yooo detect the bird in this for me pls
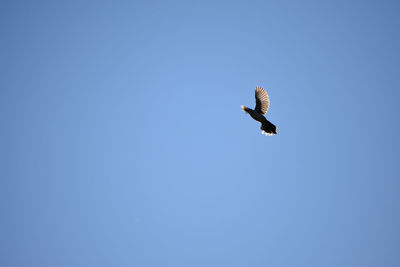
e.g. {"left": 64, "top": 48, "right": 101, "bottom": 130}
{"left": 241, "top": 86, "right": 277, "bottom": 136}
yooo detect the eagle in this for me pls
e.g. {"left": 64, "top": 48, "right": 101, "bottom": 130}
{"left": 241, "top": 86, "right": 277, "bottom": 135}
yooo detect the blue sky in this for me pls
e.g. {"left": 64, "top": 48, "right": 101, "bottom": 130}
{"left": 1, "top": 1, "right": 400, "bottom": 266}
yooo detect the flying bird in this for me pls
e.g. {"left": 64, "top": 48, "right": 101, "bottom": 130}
{"left": 241, "top": 86, "right": 277, "bottom": 135}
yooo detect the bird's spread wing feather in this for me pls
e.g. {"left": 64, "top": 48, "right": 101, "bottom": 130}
{"left": 254, "top": 86, "right": 270, "bottom": 114}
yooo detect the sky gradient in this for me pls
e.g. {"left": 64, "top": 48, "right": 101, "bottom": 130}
{"left": 1, "top": 1, "right": 400, "bottom": 266}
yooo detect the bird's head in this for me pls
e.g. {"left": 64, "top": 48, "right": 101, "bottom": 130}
{"left": 241, "top": 105, "right": 249, "bottom": 113}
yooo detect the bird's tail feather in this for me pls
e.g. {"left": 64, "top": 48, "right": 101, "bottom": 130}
{"left": 261, "top": 120, "right": 277, "bottom": 136}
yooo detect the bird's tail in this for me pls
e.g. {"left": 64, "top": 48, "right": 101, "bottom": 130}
{"left": 261, "top": 120, "right": 277, "bottom": 136}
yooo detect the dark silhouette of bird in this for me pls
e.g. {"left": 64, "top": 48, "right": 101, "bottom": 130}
{"left": 241, "top": 86, "right": 277, "bottom": 135}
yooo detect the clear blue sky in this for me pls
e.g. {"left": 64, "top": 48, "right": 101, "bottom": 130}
{"left": 1, "top": 1, "right": 399, "bottom": 266}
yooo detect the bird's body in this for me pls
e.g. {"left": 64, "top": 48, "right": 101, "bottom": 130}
{"left": 241, "top": 86, "right": 277, "bottom": 135}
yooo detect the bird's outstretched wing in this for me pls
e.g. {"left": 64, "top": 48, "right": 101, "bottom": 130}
{"left": 254, "top": 86, "right": 270, "bottom": 114}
